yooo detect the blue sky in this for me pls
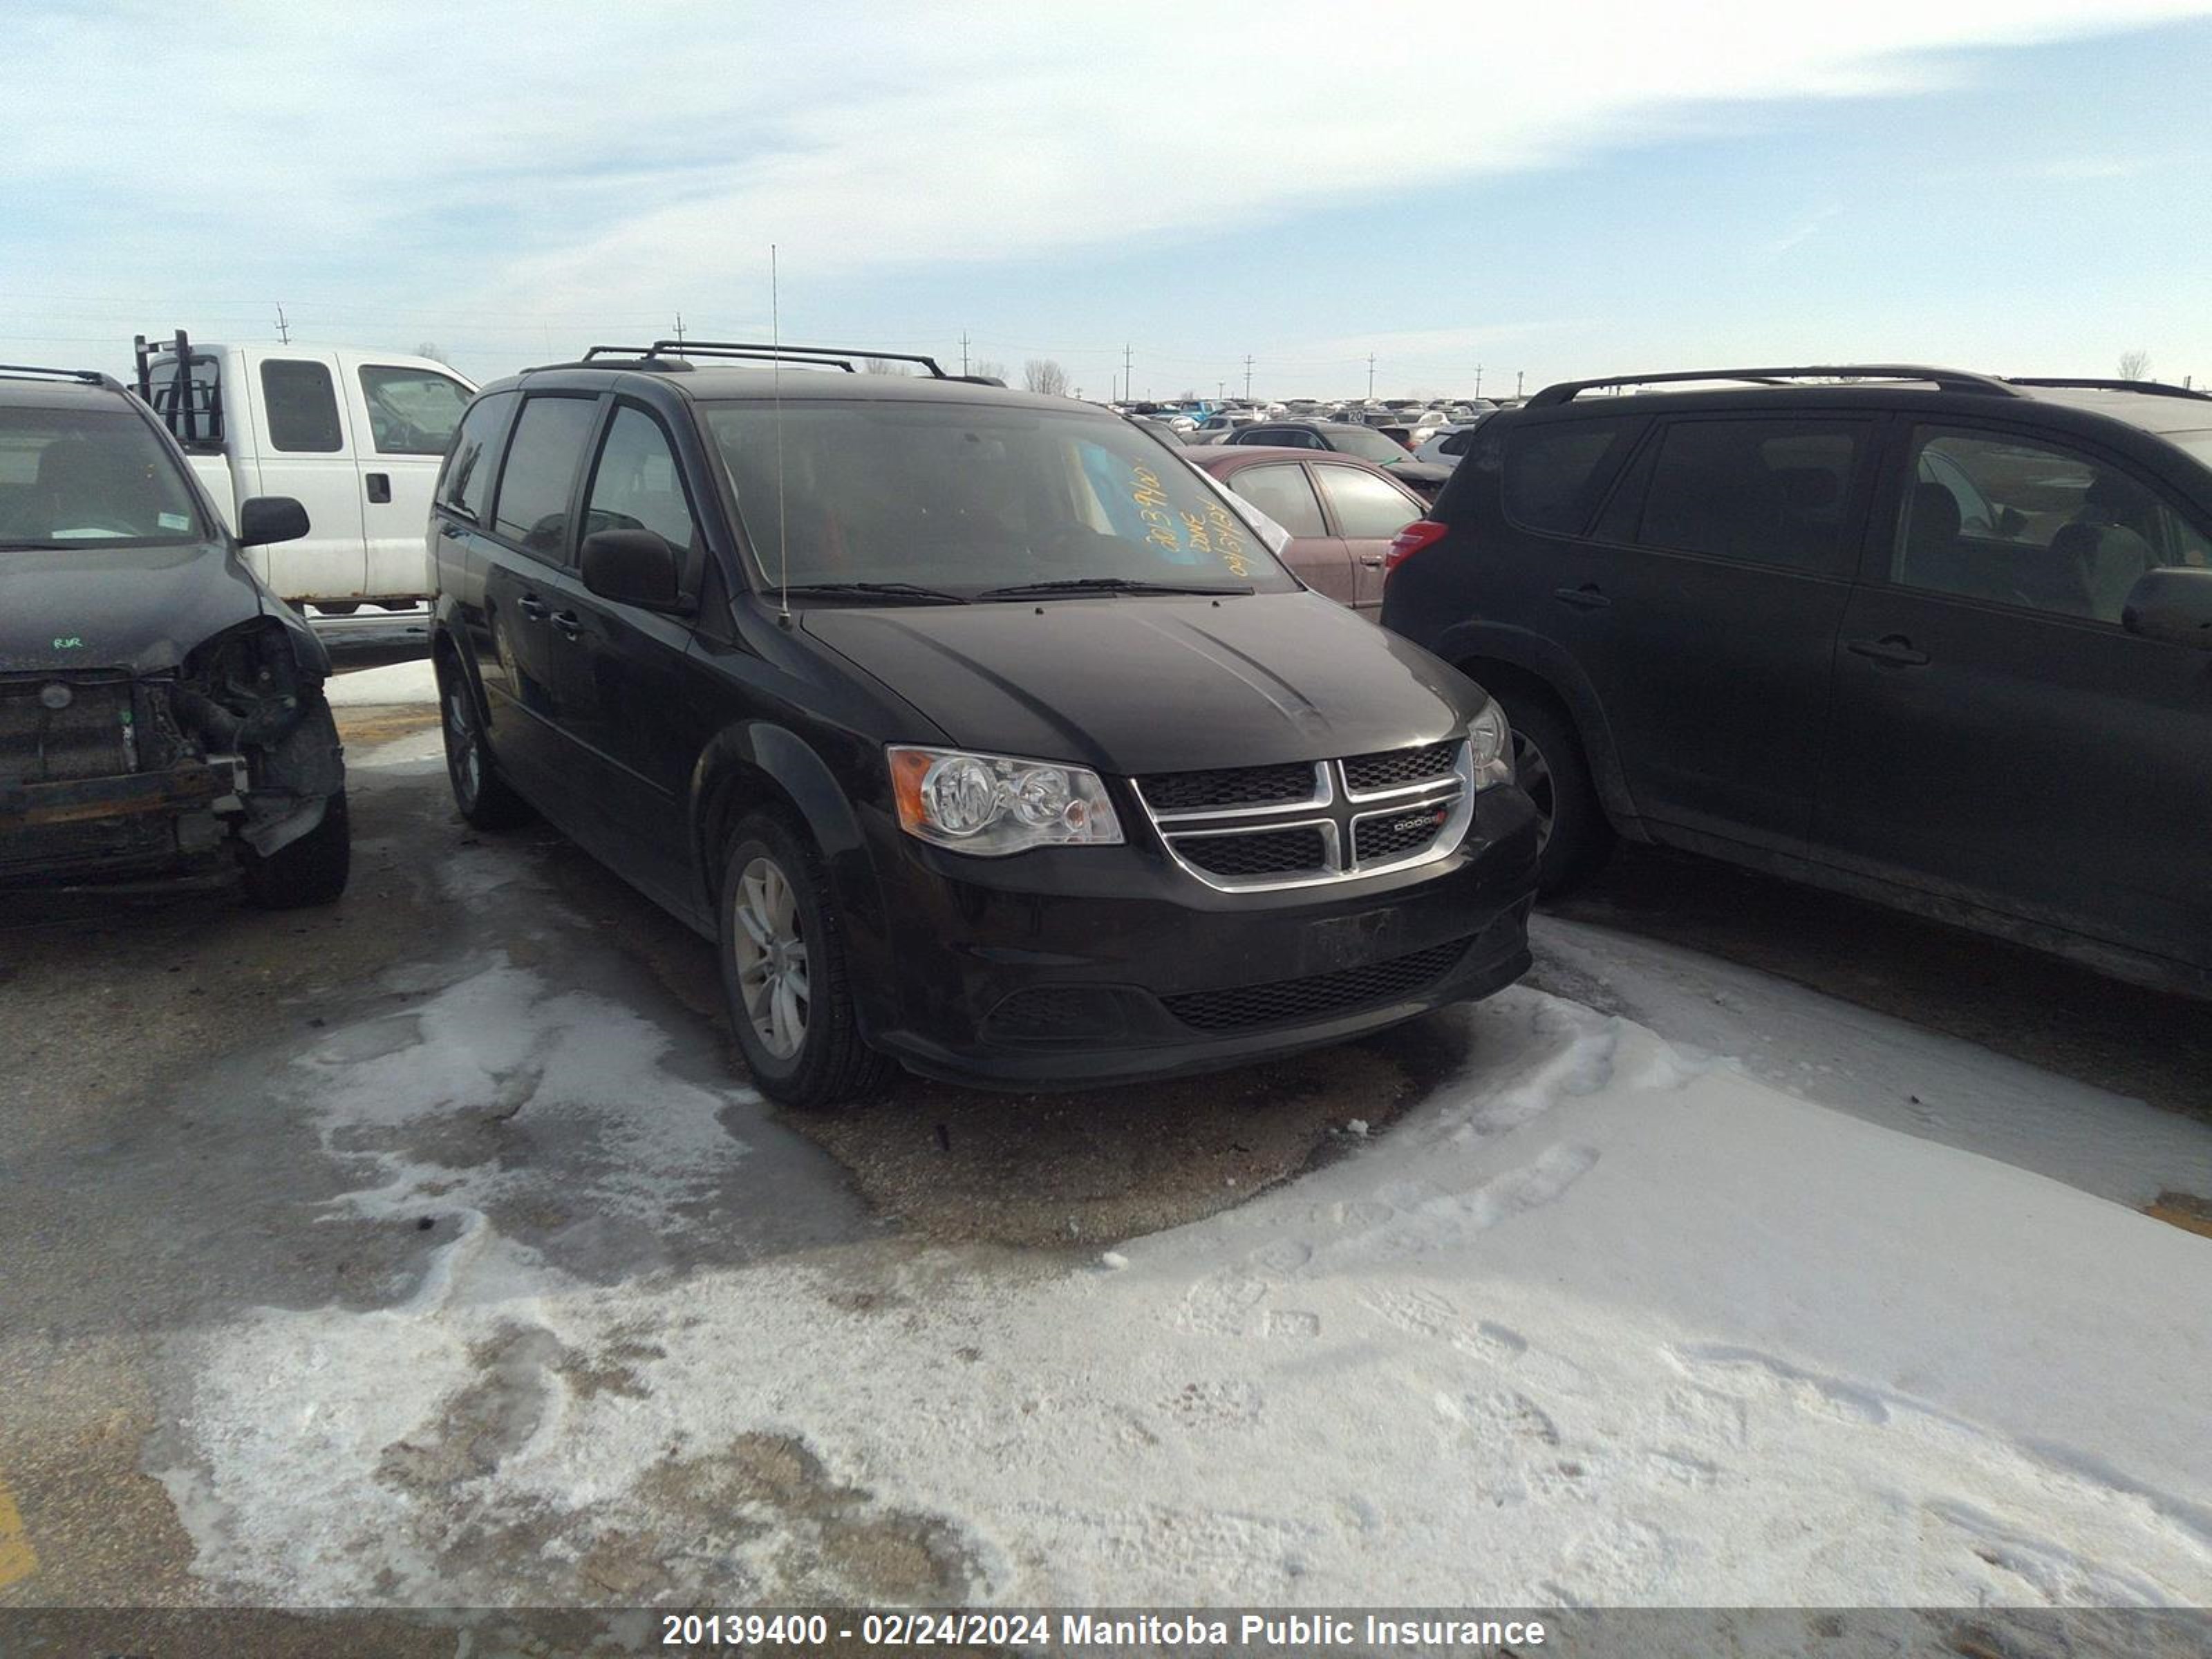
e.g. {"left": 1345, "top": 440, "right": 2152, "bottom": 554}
{"left": 3, "top": 2, "right": 2208, "bottom": 400}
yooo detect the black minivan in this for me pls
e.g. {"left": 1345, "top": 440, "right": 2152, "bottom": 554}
{"left": 1381, "top": 364, "right": 2212, "bottom": 995}
{"left": 427, "top": 344, "right": 1537, "bottom": 1104}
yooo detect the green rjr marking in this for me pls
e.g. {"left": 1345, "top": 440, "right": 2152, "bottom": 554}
{"left": 52, "top": 636, "right": 84, "bottom": 650}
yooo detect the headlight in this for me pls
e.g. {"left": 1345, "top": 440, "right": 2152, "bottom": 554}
{"left": 888, "top": 746, "right": 1125, "bottom": 855}
{"left": 1468, "top": 702, "right": 1513, "bottom": 789}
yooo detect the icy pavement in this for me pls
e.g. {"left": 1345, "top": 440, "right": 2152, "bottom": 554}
{"left": 151, "top": 953, "right": 2212, "bottom": 1606}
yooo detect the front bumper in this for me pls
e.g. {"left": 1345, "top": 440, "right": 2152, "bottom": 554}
{"left": 856, "top": 782, "right": 1540, "bottom": 1089}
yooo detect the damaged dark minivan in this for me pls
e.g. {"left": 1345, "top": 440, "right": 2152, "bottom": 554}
{"left": 0, "top": 364, "right": 349, "bottom": 906}
{"left": 430, "top": 343, "right": 1538, "bottom": 1105}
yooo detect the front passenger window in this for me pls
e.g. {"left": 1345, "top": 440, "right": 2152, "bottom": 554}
{"left": 583, "top": 406, "right": 700, "bottom": 553}
{"left": 1896, "top": 428, "right": 2200, "bottom": 622}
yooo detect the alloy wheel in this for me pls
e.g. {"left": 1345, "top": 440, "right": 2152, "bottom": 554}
{"left": 731, "top": 855, "right": 810, "bottom": 1059}
{"left": 443, "top": 684, "right": 482, "bottom": 809}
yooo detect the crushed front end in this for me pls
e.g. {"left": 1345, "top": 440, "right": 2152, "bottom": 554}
{"left": 0, "top": 619, "right": 341, "bottom": 885}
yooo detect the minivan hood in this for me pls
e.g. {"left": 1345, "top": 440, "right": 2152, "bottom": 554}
{"left": 802, "top": 592, "right": 1479, "bottom": 774}
{"left": 0, "top": 541, "right": 268, "bottom": 675}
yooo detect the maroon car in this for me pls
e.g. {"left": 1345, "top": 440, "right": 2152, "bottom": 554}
{"left": 1185, "top": 444, "right": 1426, "bottom": 617}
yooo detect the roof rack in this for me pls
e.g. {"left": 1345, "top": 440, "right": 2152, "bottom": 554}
{"left": 1526, "top": 365, "right": 2027, "bottom": 407}
{"left": 582, "top": 340, "right": 961, "bottom": 378}
{"left": 2005, "top": 376, "right": 2212, "bottom": 404}
{"left": 0, "top": 364, "right": 115, "bottom": 388}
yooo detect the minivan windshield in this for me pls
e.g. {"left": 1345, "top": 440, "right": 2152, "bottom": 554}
{"left": 704, "top": 400, "right": 1297, "bottom": 599}
{"left": 0, "top": 406, "right": 204, "bottom": 550}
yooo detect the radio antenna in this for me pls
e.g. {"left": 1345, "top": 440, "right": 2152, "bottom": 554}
{"left": 771, "top": 244, "right": 791, "bottom": 626}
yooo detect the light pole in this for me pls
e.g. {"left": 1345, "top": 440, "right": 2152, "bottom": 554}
{"left": 1367, "top": 354, "right": 1376, "bottom": 399}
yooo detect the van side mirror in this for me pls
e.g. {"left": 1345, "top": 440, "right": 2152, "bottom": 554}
{"left": 236, "top": 496, "right": 310, "bottom": 546}
{"left": 581, "top": 527, "right": 692, "bottom": 614}
{"left": 2122, "top": 567, "right": 2212, "bottom": 650}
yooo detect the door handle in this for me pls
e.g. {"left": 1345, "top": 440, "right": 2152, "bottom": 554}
{"left": 1359, "top": 554, "right": 1385, "bottom": 568}
{"left": 515, "top": 594, "right": 550, "bottom": 621}
{"left": 1553, "top": 583, "right": 1611, "bottom": 610}
{"left": 1846, "top": 635, "right": 1930, "bottom": 667}
{"left": 549, "top": 610, "right": 583, "bottom": 639}
{"left": 365, "top": 472, "right": 392, "bottom": 504}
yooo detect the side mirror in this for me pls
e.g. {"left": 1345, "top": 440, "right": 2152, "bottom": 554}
{"left": 236, "top": 495, "right": 310, "bottom": 546}
{"left": 580, "top": 527, "right": 691, "bottom": 614}
{"left": 2122, "top": 566, "right": 2212, "bottom": 650}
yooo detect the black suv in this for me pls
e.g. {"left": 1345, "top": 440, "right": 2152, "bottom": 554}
{"left": 1223, "top": 421, "right": 1451, "bottom": 498}
{"left": 1382, "top": 364, "right": 2212, "bottom": 993}
{"left": 427, "top": 341, "right": 1538, "bottom": 1105}
{"left": 0, "top": 364, "right": 348, "bottom": 905}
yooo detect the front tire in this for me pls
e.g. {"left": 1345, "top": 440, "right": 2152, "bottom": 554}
{"left": 1494, "top": 693, "right": 1613, "bottom": 896}
{"left": 241, "top": 789, "right": 352, "bottom": 908}
{"left": 438, "top": 655, "right": 534, "bottom": 830}
{"left": 718, "top": 813, "right": 895, "bottom": 1108}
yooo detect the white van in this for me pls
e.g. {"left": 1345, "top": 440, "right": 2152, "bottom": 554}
{"left": 133, "top": 331, "right": 477, "bottom": 610}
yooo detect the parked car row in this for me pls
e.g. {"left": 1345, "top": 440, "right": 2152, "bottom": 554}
{"left": 8, "top": 344, "right": 2206, "bottom": 1113}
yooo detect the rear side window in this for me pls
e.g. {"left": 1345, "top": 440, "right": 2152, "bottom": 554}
{"left": 438, "top": 390, "right": 514, "bottom": 522}
{"left": 491, "top": 395, "right": 599, "bottom": 559}
{"left": 1632, "top": 418, "right": 1865, "bottom": 572}
{"left": 1500, "top": 417, "right": 1635, "bottom": 535}
{"left": 259, "top": 359, "right": 344, "bottom": 453}
{"left": 358, "top": 365, "right": 474, "bottom": 455}
{"left": 1228, "top": 462, "right": 1327, "bottom": 536}
{"left": 1315, "top": 463, "right": 1421, "bottom": 538}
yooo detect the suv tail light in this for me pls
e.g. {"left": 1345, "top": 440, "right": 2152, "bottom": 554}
{"left": 1385, "top": 518, "right": 1450, "bottom": 574}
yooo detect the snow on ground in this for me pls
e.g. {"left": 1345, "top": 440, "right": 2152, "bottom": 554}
{"left": 324, "top": 655, "right": 439, "bottom": 706}
{"left": 1531, "top": 917, "right": 2212, "bottom": 1210}
{"left": 155, "top": 966, "right": 2212, "bottom": 1608}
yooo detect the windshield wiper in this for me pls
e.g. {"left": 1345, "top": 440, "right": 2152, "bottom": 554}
{"left": 978, "top": 577, "right": 1255, "bottom": 600}
{"left": 775, "top": 581, "right": 969, "bottom": 605}
{"left": 0, "top": 541, "right": 76, "bottom": 552}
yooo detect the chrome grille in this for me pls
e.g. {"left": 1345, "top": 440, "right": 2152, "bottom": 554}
{"left": 1344, "top": 740, "right": 1460, "bottom": 796}
{"left": 1135, "top": 760, "right": 1324, "bottom": 814}
{"left": 1136, "top": 738, "right": 1472, "bottom": 892}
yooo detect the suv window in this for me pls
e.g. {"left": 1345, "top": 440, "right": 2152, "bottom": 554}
{"left": 259, "top": 359, "right": 344, "bottom": 453}
{"left": 1437, "top": 429, "right": 1479, "bottom": 456}
{"left": 438, "top": 390, "right": 514, "bottom": 522}
{"left": 583, "top": 406, "right": 700, "bottom": 553}
{"left": 1501, "top": 416, "right": 1637, "bottom": 536}
{"left": 1630, "top": 418, "right": 1864, "bottom": 572}
{"left": 1314, "top": 462, "right": 1419, "bottom": 538}
{"left": 1228, "top": 462, "right": 1327, "bottom": 537}
{"left": 1896, "top": 425, "right": 2211, "bottom": 622}
{"left": 358, "top": 365, "right": 474, "bottom": 456}
{"left": 491, "top": 395, "right": 599, "bottom": 559}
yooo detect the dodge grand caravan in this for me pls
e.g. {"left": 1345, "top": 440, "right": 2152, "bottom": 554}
{"left": 429, "top": 342, "right": 1538, "bottom": 1104}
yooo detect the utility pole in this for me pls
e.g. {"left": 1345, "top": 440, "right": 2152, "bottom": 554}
{"left": 274, "top": 302, "right": 290, "bottom": 345}
{"left": 1243, "top": 354, "right": 1255, "bottom": 399}
{"left": 1217, "top": 380, "right": 1226, "bottom": 400}
{"left": 1516, "top": 370, "right": 1524, "bottom": 397}
{"left": 672, "top": 312, "right": 686, "bottom": 346}
{"left": 959, "top": 331, "right": 970, "bottom": 375}
{"left": 1367, "top": 354, "right": 1376, "bottom": 399}
{"left": 1123, "top": 344, "right": 1134, "bottom": 406}
{"left": 1474, "top": 364, "right": 1483, "bottom": 397}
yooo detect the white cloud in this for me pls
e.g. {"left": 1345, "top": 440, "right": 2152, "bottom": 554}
{"left": 3, "top": 0, "right": 2207, "bottom": 363}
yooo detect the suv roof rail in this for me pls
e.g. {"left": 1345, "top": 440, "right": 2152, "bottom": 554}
{"left": 0, "top": 364, "right": 118, "bottom": 388}
{"left": 2005, "top": 376, "right": 2212, "bottom": 404}
{"left": 1526, "top": 365, "right": 2029, "bottom": 406}
{"left": 578, "top": 340, "right": 955, "bottom": 378}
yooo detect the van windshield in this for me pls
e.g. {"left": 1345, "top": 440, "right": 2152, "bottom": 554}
{"left": 703, "top": 400, "right": 1295, "bottom": 599}
{"left": 0, "top": 406, "right": 204, "bottom": 551}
